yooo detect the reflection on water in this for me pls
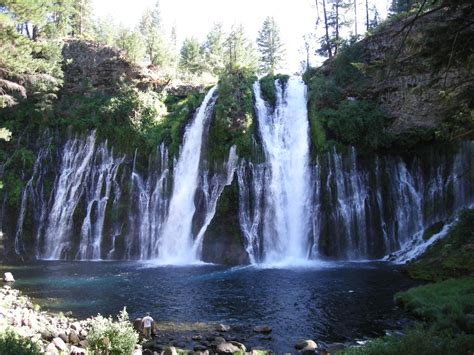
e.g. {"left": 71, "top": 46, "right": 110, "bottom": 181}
{"left": 1, "top": 261, "right": 419, "bottom": 351}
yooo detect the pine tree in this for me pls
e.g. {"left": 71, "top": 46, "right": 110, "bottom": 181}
{"left": 256, "top": 16, "right": 285, "bottom": 75}
{"left": 203, "top": 23, "right": 226, "bottom": 75}
{"left": 178, "top": 37, "right": 205, "bottom": 74}
{"left": 115, "top": 27, "right": 145, "bottom": 63}
{"left": 139, "top": 1, "right": 171, "bottom": 66}
{"left": 224, "top": 24, "right": 257, "bottom": 72}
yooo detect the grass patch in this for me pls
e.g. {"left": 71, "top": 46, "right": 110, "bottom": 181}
{"left": 394, "top": 277, "right": 474, "bottom": 330}
{"left": 341, "top": 325, "right": 474, "bottom": 355}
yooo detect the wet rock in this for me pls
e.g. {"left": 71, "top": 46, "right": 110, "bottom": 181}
{"left": 295, "top": 340, "right": 317, "bottom": 350}
{"left": 229, "top": 340, "right": 246, "bottom": 351}
{"left": 192, "top": 335, "right": 202, "bottom": 341}
{"left": 300, "top": 350, "right": 317, "bottom": 355}
{"left": 216, "top": 323, "right": 231, "bottom": 332}
{"left": 3, "top": 272, "right": 15, "bottom": 282}
{"left": 253, "top": 325, "right": 272, "bottom": 334}
{"left": 143, "top": 349, "right": 153, "bottom": 355}
{"left": 213, "top": 336, "right": 226, "bottom": 345}
{"left": 70, "top": 345, "right": 87, "bottom": 354}
{"left": 52, "top": 337, "right": 69, "bottom": 352}
{"left": 216, "top": 341, "right": 241, "bottom": 354}
{"left": 195, "top": 351, "right": 210, "bottom": 355}
{"left": 163, "top": 346, "right": 178, "bottom": 355}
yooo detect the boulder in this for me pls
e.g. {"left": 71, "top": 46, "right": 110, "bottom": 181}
{"left": 58, "top": 332, "right": 68, "bottom": 343}
{"left": 70, "top": 322, "right": 82, "bottom": 332}
{"left": 79, "top": 339, "right": 89, "bottom": 348}
{"left": 163, "top": 347, "right": 178, "bottom": 355}
{"left": 216, "top": 341, "right": 241, "bottom": 354}
{"left": 69, "top": 329, "right": 80, "bottom": 345}
{"left": 229, "top": 341, "right": 246, "bottom": 351}
{"left": 3, "top": 272, "right": 14, "bottom": 282}
{"left": 45, "top": 342, "right": 59, "bottom": 355}
{"left": 70, "top": 345, "right": 87, "bottom": 354}
{"left": 295, "top": 340, "right": 317, "bottom": 350}
{"left": 133, "top": 317, "right": 143, "bottom": 332}
{"left": 216, "top": 323, "right": 231, "bottom": 332}
{"left": 52, "top": 337, "right": 69, "bottom": 352}
{"left": 253, "top": 325, "right": 272, "bottom": 334}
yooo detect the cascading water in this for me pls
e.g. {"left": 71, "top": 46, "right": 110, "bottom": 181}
{"left": 253, "top": 77, "right": 313, "bottom": 263}
{"left": 6, "top": 78, "right": 474, "bottom": 264}
{"left": 157, "top": 86, "right": 218, "bottom": 263}
{"left": 42, "top": 133, "right": 97, "bottom": 259}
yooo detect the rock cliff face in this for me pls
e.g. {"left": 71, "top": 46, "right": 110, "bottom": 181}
{"left": 61, "top": 39, "right": 205, "bottom": 97}
{"left": 320, "top": 5, "right": 473, "bottom": 136}
{"left": 361, "top": 7, "right": 472, "bottom": 134}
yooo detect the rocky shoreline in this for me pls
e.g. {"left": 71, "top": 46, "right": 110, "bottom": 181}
{"left": 0, "top": 274, "right": 353, "bottom": 354}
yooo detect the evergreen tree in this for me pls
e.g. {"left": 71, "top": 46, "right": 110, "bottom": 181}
{"left": 256, "top": 16, "right": 285, "bottom": 74}
{"left": 203, "top": 23, "right": 226, "bottom": 75}
{"left": 93, "top": 16, "right": 116, "bottom": 46}
{"left": 317, "top": 0, "right": 351, "bottom": 58}
{"left": 71, "top": 0, "right": 93, "bottom": 37}
{"left": 224, "top": 24, "right": 257, "bottom": 72}
{"left": 139, "top": 1, "right": 171, "bottom": 67}
{"left": 178, "top": 37, "right": 205, "bottom": 74}
{"left": 116, "top": 27, "right": 145, "bottom": 63}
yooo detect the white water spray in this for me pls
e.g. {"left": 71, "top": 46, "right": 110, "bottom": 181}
{"left": 157, "top": 86, "right": 217, "bottom": 264}
{"left": 254, "top": 77, "right": 313, "bottom": 263}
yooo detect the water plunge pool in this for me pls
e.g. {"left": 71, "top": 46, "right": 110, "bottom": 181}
{"left": 2, "top": 261, "right": 419, "bottom": 352}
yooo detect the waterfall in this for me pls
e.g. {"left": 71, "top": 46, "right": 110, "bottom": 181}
{"left": 253, "top": 77, "right": 313, "bottom": 263}
{"left": 76, "top": 143, "right": 124, "bottom": 260}
{"left": 157, "top": 86, "right": 217, "bottom": 263}
{"left": 126, "top": 145, "right": 170, "bottom": 260}
{"left": 42, "top": 133, "right": 97, "bottom": 259}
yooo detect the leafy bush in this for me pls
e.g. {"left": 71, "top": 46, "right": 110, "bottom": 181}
{"left": 259, "top": 73, "right": 289, "bottom": 106}
{"left": 319, "top": 99, "right": 392, "bottom": 151}
{"left": 87, "top": 308, "right": 138, "bottom": 355}
{"left": 208, "top": 68, "right": 258, "bottom": 162}
{"left": 146, "top": 90, "right": 205, "bottom": 158}
{"left": 0, "top": 328, "right": 40, "bottom": 355}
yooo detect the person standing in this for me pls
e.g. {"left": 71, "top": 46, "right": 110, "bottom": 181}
{"left": 141, "top": 312, "right": 154, "bottom": 339}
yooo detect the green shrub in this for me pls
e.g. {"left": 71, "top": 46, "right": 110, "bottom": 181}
{"left": 0, "top": 328, "right": 40, "bottom": 355}
{"left": 87, "top": 308, "right": 138, "bottom": 355}
{"left": 259, "top": 73, "right": 289, "bottom": 106}
{"left": 319, "top": 99, "right": 392, "bottom": 151}
{"left": 208, "top": 68, "right": 258, "bottom": 162}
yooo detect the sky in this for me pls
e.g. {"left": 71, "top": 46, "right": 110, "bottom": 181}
{"left": 92, "top": 0, "right": 390, "bottom": 72}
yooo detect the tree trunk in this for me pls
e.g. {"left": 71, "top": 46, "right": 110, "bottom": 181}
{"left": 366, "top": 0, "right": 369, "bottom": 32}
{"left": 335, "top": 2, "right": 340, "bottom": 55}
{"left": 354, "top": 0, "right": 358, "bottom": 36}
{"left": 322, "top": 0, "right": 332, "bottom": 58}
